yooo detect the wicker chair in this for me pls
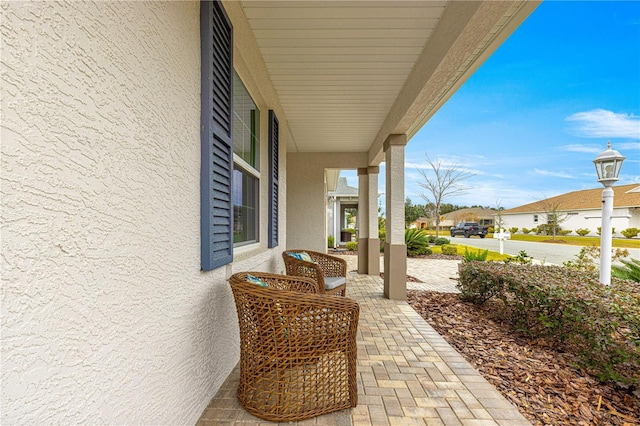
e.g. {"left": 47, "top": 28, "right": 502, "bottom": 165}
{"left": 282, "top": 250, "right": 348, "bottom": 296}
{"left": 229, "top": 272, "right": 359, "bottom": 422}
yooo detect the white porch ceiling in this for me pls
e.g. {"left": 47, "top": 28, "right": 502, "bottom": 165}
{"left": 240, "top": 1, "right": 539, "bottom": 163}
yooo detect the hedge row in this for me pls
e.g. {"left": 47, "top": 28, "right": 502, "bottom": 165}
{"left": 457, "top": 262, "right": 640, "bottom": 388}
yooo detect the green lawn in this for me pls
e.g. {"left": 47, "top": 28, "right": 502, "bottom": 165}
{"left": 421, "top": 229, "right": 640, "bottom": 249}
{"left": 430, "top": 244, "right": 510, "bottom": 261}
{"left": 494, "top": 233, "right": 640, "bottom": 249}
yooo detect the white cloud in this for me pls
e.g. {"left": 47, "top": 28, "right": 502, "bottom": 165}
{"left": 618, "top": 142, "right": 640, "bottom": 151}
{"left": 534, "top": 168, "right": 576, "bottom": 179}
{"left": 560, "top": 144, "right": 602, "bottom": 154}
{"left": 566, "top": 109, "right": 640, "bottom": 139}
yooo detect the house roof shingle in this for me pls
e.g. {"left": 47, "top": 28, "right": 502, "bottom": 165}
{"left": 330, "top": 177, "right": 358, "bottom": 196}
{"left": 503, "top": 184, "right": 640, "bottom": 214}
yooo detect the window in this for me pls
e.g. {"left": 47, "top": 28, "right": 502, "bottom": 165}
{"left": 533, "top": 214, "right": 538, "bottom": 223}
{"left": 232, "top": 72, "right": 259, "bottom": 246}
{"left": 233, "top": 72, "right": 259, "bottom": 168}
{"left": 200, "top": 1, "right": 278, "bottom": 267}
{"left": 233, "top": 167, "right": 258, "bottom": 244}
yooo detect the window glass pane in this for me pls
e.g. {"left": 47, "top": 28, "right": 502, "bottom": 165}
{"left": 233, "top": 166, "right": 258, "bottom": 244}
{"left": 233, "top": 72, "right": 260, "bottom": 169}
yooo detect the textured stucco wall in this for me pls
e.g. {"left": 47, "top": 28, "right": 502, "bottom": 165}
{"left": 1, "top": 2, "right": 284, "bottom": 424}
{"left": 287, "top": 153, "right": 367, "bottom": 252}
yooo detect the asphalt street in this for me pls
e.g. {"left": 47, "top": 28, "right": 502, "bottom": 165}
{"left": 445, "top": 234, "right": 640, "bottom": 266}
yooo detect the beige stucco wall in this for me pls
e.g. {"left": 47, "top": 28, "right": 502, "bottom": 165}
{"left": 1, "top": 2, "right": 286, "bottom": 424}
{"left": 287, "top": 153, "right": 367, "bottom": 252}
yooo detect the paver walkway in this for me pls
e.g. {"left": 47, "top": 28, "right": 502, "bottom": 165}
{"left": 198, "top": 257, "right": 530, "bottom": 425}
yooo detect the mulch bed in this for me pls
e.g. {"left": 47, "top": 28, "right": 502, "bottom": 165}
{"left": 407, "top": 290, "right": 640, "bottom": 425}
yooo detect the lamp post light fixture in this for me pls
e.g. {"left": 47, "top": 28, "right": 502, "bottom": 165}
{"left": 593, "top": 141, "right": 626, "bottom": 285}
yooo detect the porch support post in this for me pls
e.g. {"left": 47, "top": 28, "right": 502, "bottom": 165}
{"left": 367, "top": 166, "right": 380, "bottom": 276}
{"left": 383, "top": 135, "right": 407, "bottom": 300}
{"left": 357, "top": 168, "right": 369, "bottom": 274}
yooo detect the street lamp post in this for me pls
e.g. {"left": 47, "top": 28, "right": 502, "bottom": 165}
{"left": 593, "top": 141, "right": 626, "bottom": 285}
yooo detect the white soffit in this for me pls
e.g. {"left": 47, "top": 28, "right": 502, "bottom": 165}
{"left": 241, "top": 1, "right": 447, "bottom": 153}
{"left": 241, "top": 1, "right": 539, "bottom": 158}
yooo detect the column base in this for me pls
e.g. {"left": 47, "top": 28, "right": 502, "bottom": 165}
{"left": 383, "top": 243, "right": 406, "bottom": 300}
{"left": 357, "top": 238, "right": 368, "bottom": 274}
{"left": 367, "top": 238, "right": 380, "bottom": 276}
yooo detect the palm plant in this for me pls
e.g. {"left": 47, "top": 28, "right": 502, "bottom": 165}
{"left": 405, "top": 228, "right": 431, "bottom": 256}
{"left": 463, "top": 247, "right": 488, "bottom": 262}
{"left": 612, "top": 258, "right": 640, "bottom": 282}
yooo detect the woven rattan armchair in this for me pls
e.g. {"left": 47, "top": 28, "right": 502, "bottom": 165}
{"left": 282, "top": 250, "right": 348, "bottom": 296}
{"left": 229, "top": 272, "right": 359, "bottom": 422}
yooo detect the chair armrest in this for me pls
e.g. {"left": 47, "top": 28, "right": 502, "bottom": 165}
{"left": 282, "top": 253, "right": 323, "bottom": 282}
{"left": 306, "top": 250, "right": 347, "bottom": 277}
{"left": 231, "top": 282, "right": 359, "bottom": 351}
{"left": 230, "top": 272, "right": 320, "bottom": 294}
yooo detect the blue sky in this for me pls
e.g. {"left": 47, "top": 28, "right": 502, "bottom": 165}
{"left": 345, "top": 1, "right": 640, "bottom": 210}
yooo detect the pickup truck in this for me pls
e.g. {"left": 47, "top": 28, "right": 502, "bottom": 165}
{"left": 449, "top": 222, "right": 488, "bottom": 238}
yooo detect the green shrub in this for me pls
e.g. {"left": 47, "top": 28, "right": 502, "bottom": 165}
{"left": 522, "top": 228, "right": 532, "bottom": 234}
{"left": 612, "top": 258, "right": 640, "bottom": 282}
{"left": 563, "top": 246, "right": 630, "bottom": 274}
{"left": 509, "top": 227, "right": 518, "bottom": 234}
{"left": 575, "top": 228, "right": 590, "bottom": 237}
{"left": 558, "top": 229, "right": 572, "bottom": 236}
{"left": 463, "top": 247, "right": 488, "bottom": 262}
{"left": 457, "top": 261, "right": 511, "bottom": 305}
{"left": 504, "top": 250, "right": 532, "bottom": 265}
{"left": 563, "top": 247, "right": 597, "bottom": 273}
{"left": 428, "top": 235, "right": 436, "bottom": 244}
{"left": 596, "top": 226, "right": 616, "bottom": 236}
{"left": 487, "top": 226, "right": 495, "bottom": 233}
{"left": 327, "top": 235, "right": 335, "bottom": 248}
{"left": 345, "top": 242, "right": 358, "bottom": 251}
{"left": 621, "top": 227, "right": 639, "bottom": 239}
{"left": 434, "top": 237, "right": 450, "bottom": 246}
{"left": 420, "top": 247, "right": 433, "bottom": 256}
{"left": 441, "top": 244, "right": 458, "bottom": 255}
{"left": 457, "top": 262, "right": 640, "bottom": 387}
{"left": 405, "top": 228, "right": 431, "bottom": 256}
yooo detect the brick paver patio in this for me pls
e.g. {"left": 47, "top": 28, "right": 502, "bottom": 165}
{"left": 198, "top": 257, "right": 530, "bottom": 425}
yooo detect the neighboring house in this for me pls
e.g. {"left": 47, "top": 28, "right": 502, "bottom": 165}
{"left": 327, "top": 177, "right": 359, "bottom": 247}
{"left": 413, "top": 216, "right": 431, "bottom": 229}
{"left": 412, "top": 207, "right": 495, "bottom": 229}
{"left": 501, "top": 184, "right": 640, "bottom": 236}
{"left": 445, "top": 207, "right": 495, "bottom": 228}
{"left": 1, "top": 1, "right": 538, "bottom": 424}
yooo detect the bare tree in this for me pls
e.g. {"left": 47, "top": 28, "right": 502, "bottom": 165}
{"left": 416, "top": 155, "right": 476, "bottom": 237}
{"left": 538, "top": 197, "right": 570, "bottom": 241}
{"left": 494, "top": 198, "right": 505, "bottom": 232}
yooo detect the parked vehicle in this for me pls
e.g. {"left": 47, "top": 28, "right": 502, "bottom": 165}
{"left": 450, "top": 222, "right": 488, "bottom": 238}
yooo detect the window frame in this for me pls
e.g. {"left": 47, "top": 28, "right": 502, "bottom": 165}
{"left": 231, "top": 72, "right": 261, "bottom": 247}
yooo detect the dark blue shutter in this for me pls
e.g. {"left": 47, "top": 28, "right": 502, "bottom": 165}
{"left": 268, "top": 110, "right": 279, "bottom": 248}
{"left": 201, "top": 1, "right": 233, "bottom": 271}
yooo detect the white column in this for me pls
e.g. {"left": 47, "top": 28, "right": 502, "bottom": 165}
{"left": 383, "top": 134, "right": 407, "bottom": 300}
{"left": 366, "top": 167, "right": 380, "bottom": 276}
{"left": 357, "top": 168, "right": 369, "bottom": 274}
